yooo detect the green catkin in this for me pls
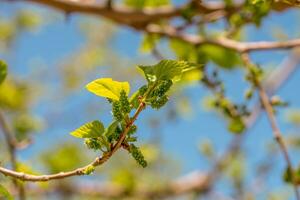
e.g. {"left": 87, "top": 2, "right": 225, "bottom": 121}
{"left": 130, "top": 144, "right": 147, "bottom": 168}
{"left": 112, "top": 101, "right": 123, "bottom": 121}
{"left": 119, "top": 90, "right": 131, "bottom": 114}
{"left": 85, "top": 138, "right": 101, "bottom": 150}
{"left": 150, "top": 95, "right": 169, "bottom": 109}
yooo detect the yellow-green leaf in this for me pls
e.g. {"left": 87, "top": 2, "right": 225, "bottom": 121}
{"left": 0, "top": 60, "right": 7, "bottom": 84}
{"left": 86, "top": 78, "right": 130, "bottom": 101}
{"left": 70, "top": 120, "right": 104, "bottom": 138}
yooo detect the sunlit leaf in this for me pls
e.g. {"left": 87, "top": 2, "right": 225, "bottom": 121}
{"left": 70, "top": 120, "right": 104, "bottom": 138}
{"left": 86, "top": 78, "right": 130, "bottom": 101}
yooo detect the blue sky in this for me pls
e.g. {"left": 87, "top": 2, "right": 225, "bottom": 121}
{"left": 1, "top": 1, "right": 300, "bottom": 199}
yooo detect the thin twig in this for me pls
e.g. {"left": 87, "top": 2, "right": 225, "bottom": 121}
{"left": 0, "top": 110, "right": 26, "bottom": 200}
{"left": 241, "top": 53, "right": 300, "bottom": 200}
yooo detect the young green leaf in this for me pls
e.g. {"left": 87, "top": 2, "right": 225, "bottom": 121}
{"left": 138, "top": 60, "right": 196, "bottom": 82}
{"left": 0, "top": 184, "right": 13, "bottom": 200}
{"left": 0, "top": 60, "right": 7, "bottom": 84}
{"left": 86, "top": 78, "right": 130, "bottom": 101}
{"left": 70, "top": 120, "right": 104, "bottom": 138}
{"left": 83, "top": 165, "right": 95, "bottom": 175}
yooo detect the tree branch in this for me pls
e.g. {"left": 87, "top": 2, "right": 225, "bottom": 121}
{"left": 0, "top": 102, "right": 145, "bottom": 182}
{"left": 10, "top": 0, "right": 300, "bottom": 53}
{"left": 145, "top": 24, "right": 300, "bottom": 52}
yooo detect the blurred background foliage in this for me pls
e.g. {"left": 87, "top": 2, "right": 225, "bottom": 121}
{"left": 1, "top": 0, "right": 300, "bottom": 200}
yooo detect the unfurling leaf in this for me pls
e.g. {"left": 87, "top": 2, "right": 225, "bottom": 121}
{"left": 70, "top": 120, "right": 104, "bottom": 138}
{"left": 138, "top": 60, "right": 197, "bottom": 82}
{"left": 0, "top": 60, "right": 7, "bottom": 84}
{"left": 83, "top": 165, "right": 95, "bottom": 175}
{"left": 86, "top": 78, "right": 130, "bottom": 101}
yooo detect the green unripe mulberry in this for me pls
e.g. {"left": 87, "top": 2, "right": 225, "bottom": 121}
{"left": 120, "top": 90, "right": 131, "bottom": 114}
{"left": 112, "top": 101, "right": 123, "bottom": 121}
{"left": 152, "top": 80, "right": 172, "bottom": 97}
{"left": 130, "top": 144, "right": 147, "bottom": 168}
{"left": 85, "top": 138, "right": 101, "bottom": 150}
{"left": 150, "top": 95, "right": 168, "bottom": 109}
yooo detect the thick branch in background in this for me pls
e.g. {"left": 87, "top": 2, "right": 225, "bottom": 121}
{"left": 9, "top": 0, "right": 300, "bottom": 53}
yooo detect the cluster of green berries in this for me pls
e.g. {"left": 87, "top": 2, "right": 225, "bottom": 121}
{"left": 112, "top": 90, "right": 131, "bottom": 121}
{"left": 130, "top": 144, "right": 147, "bottom": 168}
{"left": 151, "top": 80, "right": 172, "bottom": 97}
{"left": 150, "top": 95, "right": 168, "bottom": 109}
{"left": 85, "top": 138, "right": 101, "bottom": 150}
{"left": 120, "top": 90, "right": 131, "bottom": 114}
{"left": 112, "top": 101, "right": 123, "bottom": 121}
{"left": 149, "top": 80, "right": 172, "bottom": 109}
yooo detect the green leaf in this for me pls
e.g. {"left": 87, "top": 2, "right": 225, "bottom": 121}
{"left": 104, "top": 120, "right": 119, "bottom": 138}
{"left": 70, "top": 120, "right": 104, "bottom": 138}
{"left": 86, "top": 78, "right": 130, "bottom": 101}
{"left": 198, "top": 44, "right": 241, "bottom": 69}
{"left": 0, "top": 60, "right": 8, "bottom": 84}
{"left": 138, "top": 60, "right": 197, "bottom": 82}
{"left": 140, "top": 34, "right": 160, "bottom": 53}
{"left": 0, "top": 184, "right": 13, "bottom": 200}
